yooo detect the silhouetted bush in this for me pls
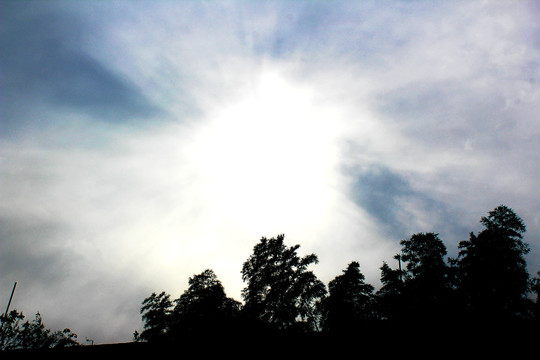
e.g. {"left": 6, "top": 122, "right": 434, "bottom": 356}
{"left": 0, "top": 310, "right": 79, "bottom": 350}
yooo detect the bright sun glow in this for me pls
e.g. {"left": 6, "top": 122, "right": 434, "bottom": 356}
{"left": 189, "top": 70, "right": 344, "bottom": 235}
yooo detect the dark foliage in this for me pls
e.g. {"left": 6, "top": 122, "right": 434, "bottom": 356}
{"left": 139, "top": 269, "right": 242, "bottom": 343}
{"left": 451, "top": 205, "right": 531, "bottom": 322}
{"left": 321, "top": 261, "right": 375, "bottom": 333}
{"left": 0, "top": 310, "right": 79, "bottom": 351}
{"left": 128, "top": 205, "right": 538, "bottom": 347}
{"left": 399, "top": 232, "right": 454, "bottom": 323}
{"left": 4, "top": 205, "right": 538, "bottom": 354}
{"left": 139, "top": 292, "right": 173, "bottom": 342}
{"left": 241, "top": 234, "right": 327, "bottom": 333}
{"left": 532, "top": 272, "right": 540, "bottom": 321}
{"left": 170, "top": 269, "right": 242, "bottom": 337}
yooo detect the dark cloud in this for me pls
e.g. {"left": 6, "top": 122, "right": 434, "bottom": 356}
{"left": 351, "top": 165, "right": 472, "bottom": 254}
{"left": 351, "top": 165, "right": 412, "bottom": 237}
{"left": 0, "top": 1, "right": 161, "bottom": 138}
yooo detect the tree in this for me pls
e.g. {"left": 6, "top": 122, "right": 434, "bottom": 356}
{"left": 322, "top": 261, "right": 375, "bottom": 333}
{"left": 0, "top": 310, "right": 78, "bottom": 350}
{"left": 480, "top": 204, "right": 526, "bottom": 240}
{"left": 0, "top": 310, "right": 24, "bottom": 350}
{"left": 393, "top": 232, "right": 451, "bottom": 323}
{"left": 140, "top": 270, "right": 242, "bottom": 342}
{"left": 376, "top": 261, "right": 404, "bottom": 322}
{"left": 400, "top": 233, "right": 448, "bottom": 280}
{"left": 241, "top": 234, "right": 326, "bottom": 332}
{"left": 170, "top": 269, "right": 241, "bottom": 336}
{"left": 454, "top": 205, "right": 530, "bottom": 321}
{"left": 532, "top": 272, "right": 540, "bottom": 321}
{"left": 140, "top": 291, "right": 173, "bottom": 342}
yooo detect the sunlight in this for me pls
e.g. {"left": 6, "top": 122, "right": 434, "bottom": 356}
{"left": 189, "top": 69, "right": 344, "bottom": 234}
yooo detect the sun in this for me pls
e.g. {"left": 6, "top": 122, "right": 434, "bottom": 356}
{"left": 188, "top": 69, "right": 344, "bottom": 235}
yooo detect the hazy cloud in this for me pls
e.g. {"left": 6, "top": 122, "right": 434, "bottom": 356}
{"left": 1, "top": 0, "right": 539, "bottom": 344}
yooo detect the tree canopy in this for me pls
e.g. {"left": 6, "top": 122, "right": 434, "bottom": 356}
{"left": 170, "top": 269, "right": 241, "bottom": 336}
{"left": 322, "top": 261, "right": 375, "bottom": 333}
{"left": 133, "top": 205, "right": 538, "bottom": 345}
{"left": 139, "top": 291, "right": 173, "bottom": 342}
{"left": 241, "top": 234, "right": 326, "bottom": 332}
{"left": 138, "top": 269, "right": 241, "bottom": 343}
{"left": 3, "top": 204, "right": 538, "bottom": 352}
{"left": 0, "top": 310, "right": 78, "bottom": 351}
{"left": 453, "top": 205, "right": 531, "bottom": 321}
{"left": 399, "top": 232, "right": 452, "bottom": 322}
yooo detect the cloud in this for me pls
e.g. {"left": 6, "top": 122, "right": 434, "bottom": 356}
{"left": 0, "top": 1, "right": 161, "bottom": 138}
{"left": 1, "top": 0, "right": 540, "bottom": 344}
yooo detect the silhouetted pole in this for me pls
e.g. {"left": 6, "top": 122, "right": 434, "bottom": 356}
{"left": 4, "top": 282, "right": 17, "bottom": 318}
{"left": 394, "top": 255, "right": 403, "bottom": 283}
{"left": 1, "top": 282, "right": 17, "bottom": 330}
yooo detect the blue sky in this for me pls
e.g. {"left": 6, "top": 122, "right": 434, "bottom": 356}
{"left": 1, "top": 0, "right": 540, "bottom": 343}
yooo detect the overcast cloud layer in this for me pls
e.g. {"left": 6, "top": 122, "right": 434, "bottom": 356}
{"left": 1, "top": 0, "right": 540, "bottom": 344}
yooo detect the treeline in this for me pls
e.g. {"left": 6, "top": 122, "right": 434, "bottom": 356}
{"left": 3, "top": 205, "right": 537, "bottom": 351}
{"left": 0, "top": 311, "right": 79, "bottom": 350}
{"left": 137, "top": 205, "right": 540, "bottom": 344}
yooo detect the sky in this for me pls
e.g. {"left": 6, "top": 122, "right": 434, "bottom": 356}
{"left": 1, "top": 0, "right": 539, "bottom": 344}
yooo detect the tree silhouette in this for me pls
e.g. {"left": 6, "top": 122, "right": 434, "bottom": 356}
{"left": 140, "top": 291, "right": 173, "bottom": 342}
{"left": 241, "top": 234, "right": 326, "bottom": 333}
{"left": 132, "top": 207, "right": 538, "bottom": 347}
{"left": 170, "top": 269, "right": 241, "bottom": 337}
{"left": 453, "top": 205, "right": 531, "bottom": 322}
{"left": 532, "top": 272, "right": 540, "bottom": 321}
{"left": 376, "top": 261, "right": 404, "bottom": 322}
{"left": 139, "top": 270, "right": 241, "bottom": 342}
{"left": 321, "top": 261, "right": 375, "bottom": 333}
{"left": 0, "top": 310, "right": 78, "bottom": 350}
{"left": 399, "top": 232, "right": 451, "bottom": 323}
{"left": 480, "top": 204, "right": 526, "bottom": 240}
{"left": 376, "top": 232, "right": 451, "bottom": 325}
